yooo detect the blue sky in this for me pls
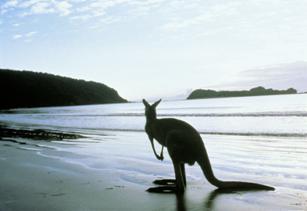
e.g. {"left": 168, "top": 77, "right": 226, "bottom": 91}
{"left": 1, "top": 0, "right": 307, "bottom": 100}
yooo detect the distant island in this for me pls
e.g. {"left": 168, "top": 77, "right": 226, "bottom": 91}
{"left": 187, "top": 86, "right": 297, "bottom": 100}
{"left": 0, "top": 69, "right": 127, "bottom": 110}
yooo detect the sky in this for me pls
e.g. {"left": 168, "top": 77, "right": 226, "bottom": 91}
{"left": 1, "top": 0, "right": 307, "bottom": 100}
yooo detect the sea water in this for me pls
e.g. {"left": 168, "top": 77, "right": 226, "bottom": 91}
{"left": 1, "top": 94, "right": 307, "bottom": 137}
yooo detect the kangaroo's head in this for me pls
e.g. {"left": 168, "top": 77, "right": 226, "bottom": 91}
{"left": 142, "top": 99, "right": 161, "bottom": 121}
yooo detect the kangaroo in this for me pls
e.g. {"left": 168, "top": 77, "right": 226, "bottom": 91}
{"left": 143, "top": 99, "right": 274, "bottom": 193}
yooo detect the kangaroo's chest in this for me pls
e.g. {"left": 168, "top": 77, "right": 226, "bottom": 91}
{"left": 145, "top": 123, "right": 166, "bottom": 145}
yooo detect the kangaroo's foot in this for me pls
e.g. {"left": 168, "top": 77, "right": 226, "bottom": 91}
{"left": 147, "top": 185, "right": 177, "bottom": 194}
{"left": 153, "top": 179, "right": 176, "bottom": 185}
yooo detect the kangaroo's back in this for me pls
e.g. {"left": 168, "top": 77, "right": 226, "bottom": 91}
{"left": 155, "top": 118, "right": 201, "bottom": 139}
{"left": 153, "top": 118, "right": 206, "bottom": 165}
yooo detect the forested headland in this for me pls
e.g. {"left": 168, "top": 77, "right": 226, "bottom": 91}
{"left": 0, "top": 69, "right": 127, "bottom": 109}
{"left": 187, "top": 86, "right": 297, "bottom": 100}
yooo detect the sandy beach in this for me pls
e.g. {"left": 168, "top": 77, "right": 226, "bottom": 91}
{"left": 1, "top": 128, "right": 307, "bottom": 211}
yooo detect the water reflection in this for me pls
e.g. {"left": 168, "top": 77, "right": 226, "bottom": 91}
{"left": 173, "top": 188, "right": 264, "bottom": 211}
{"left": 176, "top": 193, "right": 186, "bottom": 211}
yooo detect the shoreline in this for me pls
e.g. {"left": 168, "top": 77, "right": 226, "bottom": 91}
{"left": 1, "top": 127, "right": 307, "bottom": 210}
{"left": 0, "top": 125, "right": 83, "bottom": 140}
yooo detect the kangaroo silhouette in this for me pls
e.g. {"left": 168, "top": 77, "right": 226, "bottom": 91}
{"left": 143, "top": 99, "right": 274, "bottom": 193}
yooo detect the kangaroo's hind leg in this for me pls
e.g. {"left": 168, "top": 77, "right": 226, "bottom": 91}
{"left": 181, "top": 163, "right": 186, "bottom": 187}
{"left": 147, "top": 131, "right": 187, "bottom": 193}
{"left": 153, "top": 130, "right": 187, "bottom": 186}
{"left": 154, "top": 164, "right": 186, "bottom": 186}
{"left": 153, "top": 163, "right": 185, "bottom": 186}
{"left": 167, "top": 131, "right": 188, "bottom": 192}
{"left": 147, "top": 161, "right": 185, "bottom": 194}
{"left": 153, "top": 179, "right": 176, "bottom": 185}
{"left": 173, "top": 161, "right": 185, "bottom": 193}
{"left": 152, "top": 131, "right": 183, "bottom": 186}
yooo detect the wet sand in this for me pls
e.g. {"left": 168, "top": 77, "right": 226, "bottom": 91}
{"left": 1, "top": 129, "right": 307, "bottom": 210}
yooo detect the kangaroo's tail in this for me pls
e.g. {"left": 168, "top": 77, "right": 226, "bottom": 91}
{"left": 197, "top": 144, "right": 275, "bottom": 191}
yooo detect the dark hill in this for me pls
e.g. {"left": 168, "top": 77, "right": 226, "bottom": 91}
{"left": 0, "top": 69, "right": 127, "bottom": 109}
{"left": 187, "top": 86, "right": 297, "bottom": 100}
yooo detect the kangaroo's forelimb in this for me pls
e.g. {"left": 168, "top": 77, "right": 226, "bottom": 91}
{"left": 149, "top": 136, "right": 164, "bottom": 160}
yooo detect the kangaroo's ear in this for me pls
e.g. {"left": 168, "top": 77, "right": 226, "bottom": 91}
{"left": 142, "top": 99, "right": 150, "bottom": 107}
{"left": 153, "top": 99, "right": 161, "bottom": 108}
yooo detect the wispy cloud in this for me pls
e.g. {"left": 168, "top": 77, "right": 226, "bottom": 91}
{"left": 1, "top": 0, "right": 170, "bottom": 28}
{"left": 160, "top": 0, "right": 307, "bottom": 42}
{"left": 1, "top": 0, "right": 73, "bottom": 16}
{"left": 1, "top": 0, "right": 167, "bottom": 18}
{"left": 212, "top": 61, "right": 307, "bottom": 92}
{"left": 2, "top": 0, "right": 307, "bottom": 33}
{"left": 68, "top": 0, "right": 168, "bottom": 27}
{"left": 54, "top": 1, "right": 72, "bottom": 16}
{"left": 12, "top": 31, "right": 37, "bottom": 41}
{"left": 25, "top": 31, "right": 37, "bottom": 37}
{"left": 12, "top": 33, "right": 22, "bottom": 39}
{"left": 27, "top": 2, "right": 55, "bottom": 15}
{"left": 1, "top": 0, "right": 18, "bottom": 14}
{"left": 161, "top": 1, "right": 239, "bottom": 32}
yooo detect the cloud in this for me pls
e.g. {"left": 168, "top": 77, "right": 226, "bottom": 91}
{"left": 18, "top": 0, "right": 42, "bottom": 8}
{"left": 159, "top": 0, "right": 307, "bottom": 43}
{"left": 1, "top": 0, "right": 18, "bottom": 14}
{"left": 160, "top": 1, "right": 240, "bottom": 32}
{"left": 12, "top": 31, "right": 37, "bottom": 41}
{"left": 29, "top": 1, "right": 54, "bottom": 15}
{"left": 55, "top": 1, "right": 72, "bottom": 16}
{"left": 0, "top": 0, "right": 166, "bottom": 32}
{"left": 1, "top": 0, "right": 168, "bottom": 22}
{"left": 212, "top": 61, "right": 307, "bottom": 92}
{"left": 72, "top": 0, "right": 165, "bottom": 19}
{"left": 70, "top": 14, "right": 92, "bottom": 21}
{"left": 2, "top": 0, "right": 18, "bottom": 9}
{"left": 66, "top": 0, "right": 169, "bottom": 29}
{"left": 12, "top": 34, "right": 22, "bottom": 39}
{"left": 25, "top": 31, "right": 37, "bottom": 37}
{"left": 2, "top": 0, "right": 73, "bottom": 16}
{"left": 241, "top": 62, "right": 307, "bottom": 79}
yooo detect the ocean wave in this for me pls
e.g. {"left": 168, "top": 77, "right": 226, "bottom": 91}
{"left": 34, "top": 111, "right": 307, "bottom": 118}
{"left": 88, "top": 128, "right": 307, "bottom": 138}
